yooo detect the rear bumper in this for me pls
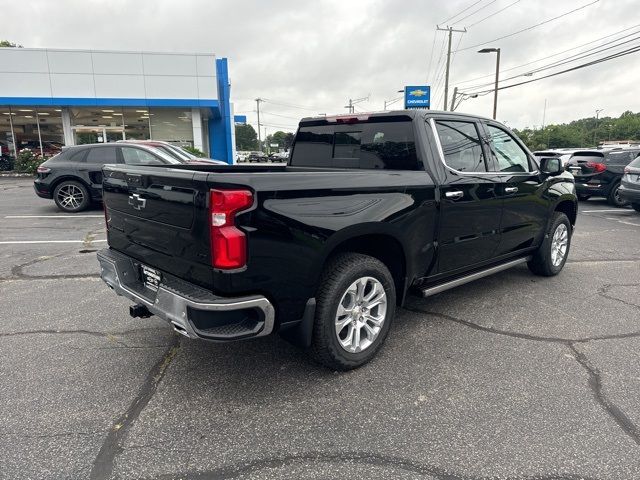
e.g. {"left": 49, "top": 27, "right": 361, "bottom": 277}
{"left": 33, "top": 180, "right": 52, "bottom": 199}
{"left": 574, "top": 182, "right": 611, "bottom": 197}
{"left": 97, "top": 248, "right": 275, "bottom": 341}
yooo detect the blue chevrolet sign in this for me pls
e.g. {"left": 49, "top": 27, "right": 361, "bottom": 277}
{"left": 404, "top": 86, "right": 431, "bottom": 109}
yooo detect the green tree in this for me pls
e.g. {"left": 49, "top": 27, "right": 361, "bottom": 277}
{"left": 0, "top": 40, "right": 23, "bottom": 47}
{"left": 235, "top": 124, "right": 259, "bottom": 150}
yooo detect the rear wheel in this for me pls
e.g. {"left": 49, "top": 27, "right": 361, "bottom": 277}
{"left": 608, "top": 182, "right": 628, "bottom": 207}
{"left": 310, "top": 253, "right": 395, "bottom": 370}
{"left": 528, "top": 212, "right": 572, "bottom": 277}
{"left": 53, "top": 180, "right": 90, "bottom": 213}
{"left": 632, "top": 203, "right": 640, "bottom": 213}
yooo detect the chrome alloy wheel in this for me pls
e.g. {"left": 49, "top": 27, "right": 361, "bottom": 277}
{"left": 57, "top": 184, "right": 84, "bottom": 210}
{"left": 334, "top": 276, "right": 387, "bottom": 353}
{"left": 550, "top": 223, "right": 569, "bottom": 266}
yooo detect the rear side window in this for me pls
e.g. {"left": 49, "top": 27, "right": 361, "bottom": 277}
{"left": 435, "top": 120, "right": 486, "bottom": 172}
{"left": 291, "top": 120, "right": 420, "bottom": 170}
{"left": 606, "top": 150, "right": 638, "bottom": 164}
{"left": 120, "top": 147, "right": 163, "bottom": 165}
{"left": 628, "top": 156, "right": 640, "bottom": 168}
{"left": 85, "top": 146, "right": 118, "bottom": 164}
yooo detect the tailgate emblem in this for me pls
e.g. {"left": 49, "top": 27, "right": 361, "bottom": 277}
{"left": 128, "top": 193, "right": 146, "bottom": 210}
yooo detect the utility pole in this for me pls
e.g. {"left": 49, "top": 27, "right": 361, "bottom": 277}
{"left": 437, "top": 25, "right": 466, "bottom": 111}
{"left": 450, "top": 87, "right": 458, "bottom": 111}
{"left": 478, "top": 47, "right": 501, "bottom": 119}
{"left": 541, "top": 98, "right": 547, "bottom": 130}
{"left": 593, "top": 109, "right": 603, "bottom": 146}
{"left": 255, "top": 98, "right": 263, "bottom": 151}
{"left": 344, "top": 95, "right": 370, "bottom": 114}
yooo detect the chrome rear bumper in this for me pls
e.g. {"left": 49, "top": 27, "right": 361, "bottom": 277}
{"left": 97, "top": 248, "right": 275, "bottom": 341}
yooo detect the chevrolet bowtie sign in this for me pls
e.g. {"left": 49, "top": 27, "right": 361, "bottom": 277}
{"left": 404, "top": 85, "right": 431, "bottom": 109}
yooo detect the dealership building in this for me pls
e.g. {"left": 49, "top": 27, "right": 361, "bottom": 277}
{"left": 0, "top": 47, "right": 237, "bottom": 163}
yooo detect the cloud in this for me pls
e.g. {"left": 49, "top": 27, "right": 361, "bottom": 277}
{"left": 2, "top": 0, "right": 638, "bottom": 131}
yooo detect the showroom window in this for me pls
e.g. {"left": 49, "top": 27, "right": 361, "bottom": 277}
{"left": 0, "top": 107, "right": 64, "bottom": 159}
{"left": 149, "top": 108, "right": 194, "bottom": 147}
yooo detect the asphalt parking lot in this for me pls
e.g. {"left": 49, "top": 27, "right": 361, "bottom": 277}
{"left": 1, "top": 176, "right": 639, "bottom": 480}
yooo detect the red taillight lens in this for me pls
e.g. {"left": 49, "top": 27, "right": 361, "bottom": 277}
{"left": 37, "top": 166, "right": 50, "bottom": 174}
{"left": 209, "top": 189, "right": 253, "bottom": 269}
{"left": 586, "top": 161, "right": 606, "bottom": 173}
{"left": 624, "top": 166, "right": 631, "bottom": 174}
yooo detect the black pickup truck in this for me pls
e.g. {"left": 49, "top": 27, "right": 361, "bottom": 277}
{"left": 97, "top": 110, "right": 577, "bottom": 370}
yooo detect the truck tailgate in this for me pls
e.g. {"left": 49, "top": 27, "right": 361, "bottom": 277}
{"left": 102, "top": 165, "right": 213, "bottom": 288}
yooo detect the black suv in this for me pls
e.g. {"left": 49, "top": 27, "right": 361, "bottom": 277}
{"left": 566, "top": 148, "right": 640, "bottom": 206}
{"left": 34, "top": 143, "right": 181, "bottom": 213}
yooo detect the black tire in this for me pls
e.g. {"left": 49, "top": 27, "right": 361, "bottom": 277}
{"left": 310, "top": 253, "right": 396, "bottom": 371}
{"left": 577, "top": 194, "right": 591, "bottom": 201}
{"left": 528, "top": 212, "right": 572, "bottom": 277}
{"left": 632, "top": 203, "right": 640, "bottom": 213}
{"left": 53, "top": 180, "right": 90, "bottom": 213}
{"left": 607, "top": 182, "right": 628, "bottom": 207}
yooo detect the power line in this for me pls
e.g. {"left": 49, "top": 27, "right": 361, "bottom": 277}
{"left": 262, "top": 98, "right": 322, "bottom": 111}
{"left": 463, "top": 31, "right": 640, "bottom": 90}
{"left": 450, "top": 0, "right": 498, "bottom": 26}
{"left": 466, "top": 44, "right": 640, "bottom": 95}
{"left": 467, "top": 0, "right": 521, "bottom": 28}
{"left": 453, "top": 23, "right": 640, "bottom": 86}
{"left": 260, "top": 111, "right": 301, "bottom": 120}
{"left": 456, "top": 0, "right": 600, "bottom": 52}
{"left": 439, "top": 0, "right": 484, "bottom": 25}
{"left": 425, "top": 29, "right": 438, "bottom": 82}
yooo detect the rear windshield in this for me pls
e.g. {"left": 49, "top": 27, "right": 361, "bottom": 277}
{"left": 290, "top": 120, "right": 421, "bottom": 170}
{"left": 569, "top": 151, "right": 604, "bottom": 163}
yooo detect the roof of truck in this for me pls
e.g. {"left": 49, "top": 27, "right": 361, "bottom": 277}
{"left": 299, "top": 109, "right": 495, "bottom": 125}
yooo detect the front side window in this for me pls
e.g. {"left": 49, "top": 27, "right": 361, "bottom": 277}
{"left": 120, "top": 147, "right": 163, "bottom": 165}
{"left": 486, "top": 125, "right": 531, "bottom": 173}
{"left": 435, "top": 120, "right": 486, "bottom": 172}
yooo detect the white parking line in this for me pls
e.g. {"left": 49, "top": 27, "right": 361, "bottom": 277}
{"left": 580, "top": 209, "right": 631, "bottom": 213}
{"left": 0, "top": 239, "right": 107, "bottom": 245}
{"left": 5, "top": 215, "right": 104, "bottom": 219}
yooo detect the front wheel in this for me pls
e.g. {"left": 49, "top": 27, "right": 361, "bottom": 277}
{"left": 608, "top": 182, "right": 628, "bottom": 207}
{"left": 528, "top": 212, "right": 572, "bottom": 276}
{"left": 310, "top": 253, "right": 396, "bottom": 370}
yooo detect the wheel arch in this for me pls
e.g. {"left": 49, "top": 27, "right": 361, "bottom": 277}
{"left": 50, "top": 175, "right": 92, "bottom": 195}
{"left": 554, "top": 197, "right": 577, "bottom": 227}
{"left": 316, "top": 225, "right": 409, "bottom": 306}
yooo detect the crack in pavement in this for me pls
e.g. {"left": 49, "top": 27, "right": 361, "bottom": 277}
{"left": 6, "top": 253, "right": 101, "bottom": 281}
{"left": 402, "top": 307, "right": 640, "bottom": 344}
{"left": 404, "top": 305, "right": 640, "bottom": 449}
{"left": 567, "top": 344, "right": 640, "bottom": 447}
{"left": 0, "top": 326, "right": 166, "bottom": 340}
{"left": 89, "top": 335, "right": 181, "bottom": 480}
{"left": 144, "top": 452, "right": 602, "bottom": 480}
{"left": 597, "top": 283, "right": 640, "bottom": 311}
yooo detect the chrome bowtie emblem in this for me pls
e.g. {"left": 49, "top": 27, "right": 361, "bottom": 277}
{"left": 128, "top": 193, "right": 146, "bottom": 210}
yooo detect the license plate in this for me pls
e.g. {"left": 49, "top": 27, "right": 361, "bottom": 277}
{"left": 141, "top": 264, "right": 161, "bottom": 292}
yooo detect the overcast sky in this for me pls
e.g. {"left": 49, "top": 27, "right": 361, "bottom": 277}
{"left": 3, "top": 0, "right": 638, "bottom": 133}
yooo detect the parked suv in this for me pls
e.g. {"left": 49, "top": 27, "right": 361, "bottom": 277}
{"left": 620, "top": 156, "right": 640, "bottom": 212}
{"left": 34, "top": 143, "right": 181, "bottom": 213}
{"left": 566, "top": 148, "right": 640, "bottom": 205}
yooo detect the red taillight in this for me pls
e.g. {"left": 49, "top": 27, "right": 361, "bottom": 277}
{"left": 624, "top": 166, "right": 631, "bottom": 174}
{"left": 37, "top": 166, "right": 50, "bottom": 174}
{"left": 325, "top": 115, "right": 370, "bottom": 124}
{"left": 586, "top": 161, "right": 606, "bottom": 173}
{"left": 209, "top": 189, "right": 253, "bottom": 269}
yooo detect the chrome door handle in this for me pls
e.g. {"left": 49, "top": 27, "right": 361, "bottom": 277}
{"left": 505, "top": 186, "right": 519, "bottom": 193}
{"left": 445, "top": 190, "right": 464, "bottom": 199}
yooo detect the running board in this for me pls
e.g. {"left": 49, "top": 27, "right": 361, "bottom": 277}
{"left": 420, "top": 256, "right": 531, "bottom": 298}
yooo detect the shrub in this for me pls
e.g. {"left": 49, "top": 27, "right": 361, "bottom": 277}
{"left": 182, "top": 146, "right": 205, "bottom": 157}
{"left": 14, "top": 148, "right": 44, "bottom": 174}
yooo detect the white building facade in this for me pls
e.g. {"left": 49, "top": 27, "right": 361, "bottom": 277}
{"left": 0, "top": 47, "right": 235, "bottom": 162}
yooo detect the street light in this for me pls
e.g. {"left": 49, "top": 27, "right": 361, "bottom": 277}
{"left": 478, "top": 47, "right": 501, "bottom": 119}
